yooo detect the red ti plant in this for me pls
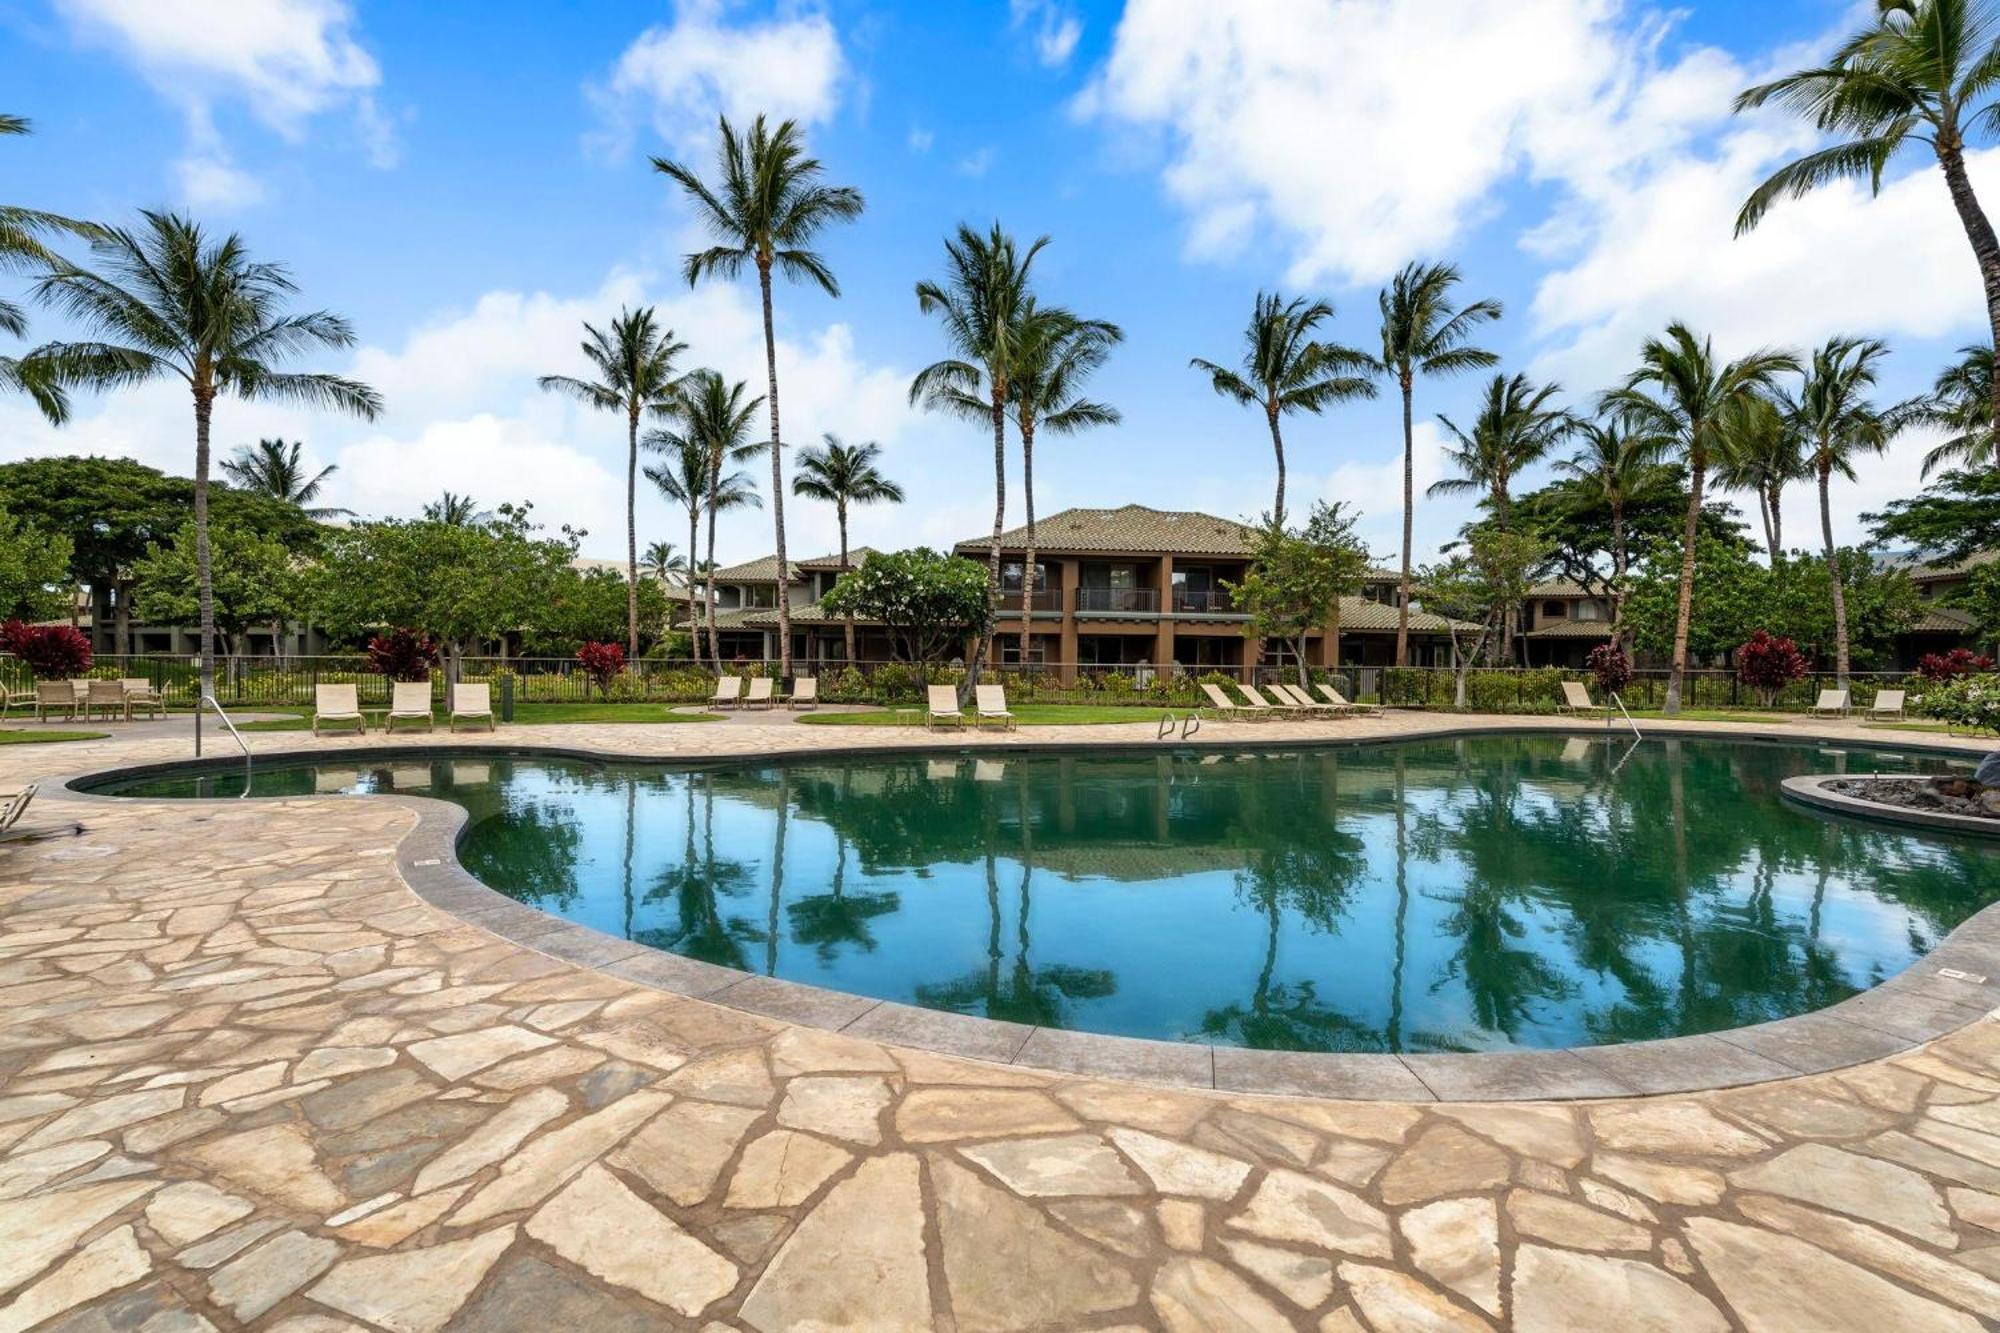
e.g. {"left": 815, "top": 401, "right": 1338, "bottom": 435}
{"left": 576, "top": 640, "right": 626, "bottom": 697}
{"left": 1736, "top": 629, "right": 1809, "bottom": 707}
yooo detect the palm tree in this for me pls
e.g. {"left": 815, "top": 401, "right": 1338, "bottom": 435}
{"left": 655, "top": 115, "right": 864, "bottom": 681}
{"left": 1917, "top": 342, "right": 1995, "bottom": 474}
{"left": 1010, "top": 302, "right": 1122, "bottom": 667}
{"left": 645, "top": 405, "right": 762, "bottom": 670}
{"left": 1603, "top": 324, "right": 1796, "bottom": 714}
{"left": 2, "top": 114, "right": 95, "bottom": 424}
{"left": 220, "top": 437, "right": 349, "bottom": 518}
{"left": 642, "top": 539, "right": 686, "bottom": 583}
{"left": 1735, "top": 0, "right": 2000, "bottom": 426}
{"left": 1191, "top": 291, "right": 1375, "bottom": 527}
{"left": 792, "top": 434, "right": 904, "bottom": 663}
{"left": 656, "top": 369, "right": 765, "bottom": 670}
{"left": 424, "top": 491, "right": 488, "bottom": 525}
{"left": 1554, "top": 419, "right": 1672, "bottom": 648}
{"left": 1710, "top": 394, "right": 1806, "bottom": 565}
{"left": 911, "top": 222, "right": 1045, "bottom": 688}
{"left": 1370, "top": 263, "right": 1502, "bottom": 665}
{"left": 539, "top": 306, "right": 687, "bottom": 660}
{"left": 30, "top": 210, "right": 380, "bottom": 710}
{"left": 1787, "top": 336, "right": 1902, "bottom": 690}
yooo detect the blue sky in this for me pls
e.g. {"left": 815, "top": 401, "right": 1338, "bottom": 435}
{"left": 1, "top": 0, "right": 1992, "bottom": 568}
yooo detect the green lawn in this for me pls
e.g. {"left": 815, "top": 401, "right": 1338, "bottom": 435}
{"left": 799, "top": 703, "right": 1171, "bottom": 728}
{"left": 0, "top": 729, "right": 107, "bottom": 744}
{"left": 238, "top": 702, "right": 723, "bottom": 732}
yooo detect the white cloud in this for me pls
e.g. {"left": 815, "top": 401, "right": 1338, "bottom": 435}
{"left": 1313, "top": 419, "right": 1454, "bottom": 565}
{"left": 589, "top": 0, "right": 845, "bottom": 157}
{"left": 956, "top": 147, "right": 994, "bottom": 178}
{"left": 173, "top": 152, "right": 266, "bottom": 211}
{"left": 908, "top": 127, "right": 934, "bottom": 153}
{"left": 1011, "top": 0, "right": 1083, "bottom": 67}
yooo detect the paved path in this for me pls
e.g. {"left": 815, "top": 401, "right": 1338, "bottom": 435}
{"left": 0, "top": 713, "right": 1997, "bottom": 1330}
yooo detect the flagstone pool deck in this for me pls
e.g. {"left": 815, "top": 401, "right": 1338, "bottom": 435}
{"left": 3, "top": 711, "right": 1999, "bottom": 1331}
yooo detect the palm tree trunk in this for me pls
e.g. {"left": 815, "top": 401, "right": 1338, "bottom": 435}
{"left": 1266, "top": 406, "right": 1286, "bottom": 526}
{"left": 1610, "top": 503, "right": 1629, "bottom": 653}
{"left": 705, "top": 444, "right": 724, "bottom": 671}
{"left": 1820, "top": 456, "right": 1850, "bottom": 691}
{"left": 1756, "top": 488, "right": 1778, "bottom": 567}
{"left": 1019, "top": 418, "right": 1037, "bottom": 672}
{"left": 838, "top": 501, "right": 856, "bottom": 666}
{"left": 1769, "top": 482, "right": 1784, "bottom": 566}
{"left": 688, "top": 508, "right": 703, "bottom": 667}
{"left": 1664, "top": 448, "right": 1705, "bottom": 715}
{"left": 625, "top": 408, "right": 640, "bottom": 661}
{"left": 966, "top": 395, "right": 1006, "bottom": 696}
{"left": 757, "top": 260, "right": 792, "bottom": 681}
{"left": 193, "top": 388, "right": 216, "bottom": 707}
{"left": 1396, "top": 374, "right": 1414, "bottom": 667}
{"left": 1936, "top": 129, "right": 2000, "bottom": 428}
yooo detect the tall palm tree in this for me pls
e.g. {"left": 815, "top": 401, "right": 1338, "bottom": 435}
{"left": 1010, "top": 302, "right": 1122, "bottom": 666}
{"left": 220, "top": 437, "right": 349, "bottom": 518}
{"left": 424, "top": 491, "right": 488, "bottom": 525}
{"left": 1191, "top": 291, "right": 1375, "bottom": 527}
{"left": 539, "top": 306, "right": 687, "bottom": 660}
{"left": 1603, "top": 324, "right": 1796, "bottom": 714}
{"left": 1735, "top": 0, "right": 2000, "bottom": 426}
{"left": 911, "top": 222, "right": 1045, "bottom": 688}
{"left": 1555, "top": 418, "right": 1672, "bottom": 648}
{"left": 1370, "top": 263, "right": 1502, "bottom": 665}
{"left": 1917, "top": 342, "right": 1995, "bottom": 474}
{"left": 656, "top": 370, "right": 765, "bottom": 670}
{"left": 1710, "top": 394, "right": 1806, "bottom": 566}
{"left": 2, "top": 114, "right": 96, "bottom": 424}
{"left": 30, "top": 210, "right": 379, "bottom": 709}
{"left": 792, "top": 434, "right": 904, "bottom": 664}
{"left": 642, "top": 539, "right": 686, "bottom": 582}
{"left": 646, "top": 404, "right": 762, "bottom": 670}
{"left": 655, "top": 115, "right": 864, "bottom": 680}
{"left": 1787, "top": 336, "right": 1902, "bottom": 690}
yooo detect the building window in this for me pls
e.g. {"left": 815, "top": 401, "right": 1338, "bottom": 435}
{"left": 1542, "top": 600, "right": 1567, "bottom": 619}
{"left": 744, "top": 585, "right": 777, "bottom": 609}
{"left": 1575, "top": 600, "right": 1604, "bottom": 622}
{"left": 1000, "top": 561, "right": 1051, "bottom": 592}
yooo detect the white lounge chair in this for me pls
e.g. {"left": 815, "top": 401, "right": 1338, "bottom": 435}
{"left": 1558, "top": 681, "right": 1606, "bottom": 715}
{"left": 1199, "top": 682, "right": 1260, "bottom": 721}
{"left": 1316, "top": 684, "right": 1382, "bottom": 717}
{"left": 925, "top": 684, "right": 966, "bottom": 731}
{"left": 34, "top": 680, "right": 78, "bottom": 722}
{"left": 1237, "top": 683, "right": 1302, "bottom": 718}
{"left": 1270, "top": 682, "right": 1343, "bottom": 717}
{"left": 120, "top": 678, "right": 165, "bottom": 719}
{"left": 1868, "top": 689, "right": 1906, "bottom": 721}
{"left": 449, "top": 682, "right": 496, "bottom": 732}
{"left": 0, "top": 783, "right": 80, "bottom": 842}
{"left": 387, "top": 681, "right": 435, "bottom": 733}
{"left": 710, "top": 676, "right": 743, "bottom": 710}
{"left": 1809, "top": 688, "right": 1851, "bottom": 719}
{"left": 313, "top": 683, "right": 366, "bottom": 736}
{"left": 743, "top": 676, "right": 775, "bottom": 710}
{"left": 975, "top": 683, "right": 1016, "bottom": 731}
{"left": 787, "top": 677, "right": 819, "bottom": 710}
{"left": 83, "top": 679, "right": 128, "bottom": 722}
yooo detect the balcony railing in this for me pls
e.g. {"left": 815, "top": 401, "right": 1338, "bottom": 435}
{"left": 997, "top": 589, "right": 1064, "bottom": 613}
{"left": 1170, "top": 588, "right": 1238, "bottom": 614}
{"left": 1074, "top": 587, "right": 1160, "bottom": 614}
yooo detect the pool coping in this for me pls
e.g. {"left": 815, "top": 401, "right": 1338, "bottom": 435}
{"left": 50, "top": 723, "right": 2000, "bottom": 1104}
{"left": 1782, "top": 773, "right": 2000, "bottom": 839}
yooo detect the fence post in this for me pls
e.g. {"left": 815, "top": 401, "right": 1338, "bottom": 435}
{"left": 500, "top": 673, "right": 514, "bottom": 722}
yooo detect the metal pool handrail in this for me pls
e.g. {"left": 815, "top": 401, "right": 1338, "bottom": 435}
{"left": 197, "top": 694, "right": 251, "bottom": 767}
{"left": 1610, "top": 692, "right": 1642, "bottom": 741}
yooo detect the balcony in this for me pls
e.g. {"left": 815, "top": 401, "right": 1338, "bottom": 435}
{"left": 1074, "top": 587, "right": 1160, "bottom": 615}
{"left": 1170, "top": 588, "right": 1239, "bottom": 615}
{"left": 996, "top": 589, "right": 1064, "bottom": 614}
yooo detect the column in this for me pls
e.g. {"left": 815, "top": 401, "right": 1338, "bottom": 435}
{"left": 1154, "top": 554, "right": 1175, "bottom": 668}
{"left": 1057, "top": 559, "right": 1080, "bottom": 684}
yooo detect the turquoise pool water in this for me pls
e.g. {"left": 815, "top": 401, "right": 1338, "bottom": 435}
{"left": 92, "top": 736, "right": 1997, "bottom": 1053}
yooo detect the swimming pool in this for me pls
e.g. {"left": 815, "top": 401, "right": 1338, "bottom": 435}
{"left": 89, "top": 736, "right": 1997, "bottom": 1054}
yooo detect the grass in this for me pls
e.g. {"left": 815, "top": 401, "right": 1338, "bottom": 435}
{"left": 0, "top": 729, "right": 108, "bottom": 744}
{"left": 237, "top": 701, "right": 723, "bottom": 732}
{"left": 1622, "top": 707, "right": 1958, "bottom": 731}
{"left": 798, "top": 703, "right": 1171, "bottom": 728}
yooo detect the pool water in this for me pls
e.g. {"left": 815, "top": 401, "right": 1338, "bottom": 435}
{"left": 93, "top": 737, "right": 1998, "bottom": 1053}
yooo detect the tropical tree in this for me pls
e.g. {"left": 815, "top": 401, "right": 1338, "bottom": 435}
{"left": 1916, "top": 342, "right": 1994, "bottom": 474}
{"left": 820, "top": 549, "right": 992, "bottom": 665}
{"left": 645, "top": 412, "right": 761, "bottom": 669}
{"left": 1709, "top": 394, "right": 1805, "bottom": 566}
{"left": 1735, "top": 0, "right": 2000, "bottom": 426}
{"left": 423, "top": 491, "right": 488, "bottom": 526}
{"left": 1786, "top": 336, "right": 1903, "bottom": 689}
{"left": 538, "top": 306, "right": 687, "bottom": 660}
{"left": 1225, "top": 502, "right": 1372, "bottom": 689}
{"left": 655, "top": 115, "right": 864, "bottom": 682}
{"left": 1191, "top": 291, "right": 1375, "bottom": 527}
{"left": 792, "top": 434, "right": 904, "bottom": 663}
{"left": 220, "top": 437, "right": 349, "bottom": 518}
{"left": 1603, "top": 324, "right": 1796, "bottom": 714}
{"left": 1370, "top": 262, "right": 1502, "bottom": 666}
{"left": 1, "top": 114, "right": 94, "bottom": 424}
{"left": 1552, "top": 419, "right": 1672, "bottom": 645}
{"left": 642, "top": 540, "right": 686, "bottom": 582}
{"left": 653, "top": 369, "right": 764, "bottom": 669}
{"left": 910, "top": 222, "right": 1044, "bottom": 689}
{"left": 30, "top": 210, "right": 380, "bottom": 708}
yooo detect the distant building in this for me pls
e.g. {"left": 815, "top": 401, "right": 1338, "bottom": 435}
{"left": 1517, "top": 579, "right": 1616, "bottom": 668}
{"left": 1886, "top": 551, "right": 1990, "bottom": 665}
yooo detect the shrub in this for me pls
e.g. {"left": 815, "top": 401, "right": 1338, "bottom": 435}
{"left": 1918, "top": 648, "right": 1998, "bottom": 682}
{"left": 870, "top": 662, "right": 923, "bottom": 703}
{"left": 1915, "top": 673, "right": 2000, "bottom": 734}
{"left": 576, "top": 641, "right": 626, "bottom": 697}
{"left": 0, "top": 621, "right": 91, "bottom": 679}
{"left": 366, "top": 628, "right": 439, "bottom": 682}
{"left": 1736, "top": 630, "right": 1809, "bottom": 706}
{"left": 1585, "top": 644, "right": 1634, "bottom": 698}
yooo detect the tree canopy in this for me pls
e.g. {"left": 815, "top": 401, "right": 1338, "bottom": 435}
{"left": 132, "top": 520, "right": 297, "bottom": 653}
{"left": 820, "top": 548, "right": 990, "bottom": 663}
{"left": 1226, "top": 502, "right": 1372, "bottom": 685}
{"left": 0, "top": 506, "right": 72, "bottom": 622}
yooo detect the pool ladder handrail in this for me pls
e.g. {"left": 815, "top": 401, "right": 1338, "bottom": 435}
{"left": 1609, "top": 692, "right": 1642, "bottom": 741}
{"left": 1156, "top": 711, "right": 1201, "bottom": 742}
{"left": 197, "top": 695, "right": 253, "bottom": 792}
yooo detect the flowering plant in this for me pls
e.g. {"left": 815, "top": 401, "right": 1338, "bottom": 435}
{"left": 1917, "top": 673, "right": 2000, "bottom": 735}
{"left": 576, "top": 640, "right": 626, "bottom": 696}
{"left": 1736, "top": 630, "right": 1808, "bottom": 706}
{"left": 1584, "top": 643, "right": 1634, "bottom": 698}
{"left": 365, "top": 628, "right": 439, "bottom": 682}
{"left": 0, "top": 620, "right": 92, "bottom": 679}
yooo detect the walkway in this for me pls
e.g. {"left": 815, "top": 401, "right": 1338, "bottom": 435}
{"left": 1, "top": 712, "right": 1997, "bottom": 1330}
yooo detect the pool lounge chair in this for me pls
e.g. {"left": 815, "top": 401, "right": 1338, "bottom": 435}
{"left": 787, "top": 677, "right": 819, "bottom": 710}
{"left": 1237, "top": 683, "right": 1303, "bottom": 718}
{"left": 1270, "top": 682, "right": 1343, "bottom": 717}
{"left": 975, "top": 683, "right": 1016, "bottom": 731}
{"left": 386, "top": 681, "right": 435, "bottom": 733}
{"left": 83, "top": 680, "right": 128, "bottom": 722}
{"left": 1868, "top": 689, "right": 1906, "bottom": 721}
{"left": 925, "top": 684, "right": 966, "bottom": 730}
{"left": 1199, "top": 682, "right": 1261, "bottom": 721}
{"left": 0, "top": 784, "right": 81, "bottom": 844}
{"left": 742, "top": 677, "right": 776, "bottom": 710}
{"left": 35, "top": 681, "right": 78, "bottom": 722}
{"left": 710, "top": 676, "right": 743, "bottom": 710}
{"left": 1558, "top": 681, "right": 1606, "bottom": 715}
{"left": 1315, "top": 683, "right": 1382, "bottom": 716}
{"left": 449, "top": 682, "right": 496, "bottom": 732}
{"left": 121, "top": 679, "right": 165, "bottom": 719}
{"left": 313, "top": 684, "right": 366, "bottom": 736}
{"left": 1809, "top": 688, "right": 1851, "bottom": 719}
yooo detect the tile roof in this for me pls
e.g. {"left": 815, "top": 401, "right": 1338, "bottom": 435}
{"left": 1339, "top": 596, "right": 1476, "bottom": 634}
{"left": 1520, "top": 620, "right": 1617, "bottom": 638}
{"left": 709, "top": 554, "right": 792, "bottom": 583}
{"left": 955, "top": 505, "right": 1256, "bottom": 557}
{"left": 1883, "top": 550, "right": 1997, "bottom": 582}
{"left": 1527, "top": 579, "right": 1597, "bottom": 598}
{"left": 795, "top": 547, "right": 880, "bottom": 570}
{"left": 1909, "top": 606, "right": 1978, "bottom": 634}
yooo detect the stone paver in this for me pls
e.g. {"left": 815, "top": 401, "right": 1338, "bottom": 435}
{"left": 1, "top": 714, "right": 1997, "bottom": 1329}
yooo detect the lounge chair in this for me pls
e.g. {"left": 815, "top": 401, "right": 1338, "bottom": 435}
{"left": 1199, "top": 682, "right": 1261, "bottom": 721}
{"left": 387, "top": 681, "right": 435, "bottom": 733}
{"left": 120, "top": 679, "right": 165, "bottom": 719}
{"left": 925, "top": 684, "right": 967, "bottom": 731}
{"left": 449, "top": 682, "right": 496, "bottom": 732}
{"left": 743, "top": 676, "right": 776, "bottom": 710}
{"left": 1315, "top": 684, "right": 1382, "bottom": 716}
{"left": 1237, "top": 683, "right": 1303, "bottom": 718}
{"left": 0, "top": 784, "right": 81, "bottom": 843}
{"left": 35, "top": 681, "right": 78, "bottom": 722}
{"left": 1558, "top": 681, "right": 1606, "bottom": 716}
{"left": 83, "top": 680, "right": 128, "bottom": 722}
{"left": 710, "top": 676, "right": 743, "bottom": 710}
{"left": 1809, "top": 688, "right": 1851, "bottom": 719}
{"left": 1868, "top": 689, "right": 1906, "bottom": 721}
{"left": 975, "top": 683, "right": 1016, "bottom": 731}
{"left": 314, "top": 684, "right": 366, "bottom": 736}
{"left": 787, "top": 677, "right": 819, "bottom": 710}
{"left": 1270, "top": 682, "right": 1344, "bottom": 717}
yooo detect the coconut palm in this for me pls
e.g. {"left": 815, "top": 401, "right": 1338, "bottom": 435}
{"left": 1191, "top": 292, "right": 1375, "bottom": 527}
{"left": 655, "top": 115, "right": 864, "bottom": 681}
{"left": 29, "top": 210, "right": 380, "bottom": 709}
{"left": 423, "top": 491, "right": 488, "bottom": 526}
{"left": 1735, "top": 0, "right": 2000, "bottom": 426}
{"left": 1710, "top": 394, "right": 1807, "bottom": 566}
{"left": 1602, "top": 324, "right": 1797, "bottom": 714}
{"left": 220, "top": 437, "right": 350, "bottom": 518}
{"left": 656, "top": 370, "right": 765, "bottom": 669}
{"left": 1009, "top": 301, "right": 1122, "bottom": 666}
{"left": 539, "top": 307, "right": 688, "bottom": 660}
{"left": 1917, "top": 342, "right": 1995, "bottom": 474}
{"left": 1786, "top": 336, "right": 1903, "bottom": 690}
{"left": 646, "top": 400, "right": 763, "bottom": 670}
{"left": 642, "top": 540, "right": 687, "bottom": 582}
{"left": 1554, "top": 419, "right": 1672, "bottom": 647}
{"left": 792, "top": 434, "right": 904, "bottom": 663}
{"left": 910, "top": 222, "right": 1045, "bottom": 687}
{"left": 1369, "top": 263, "right": 1502, "bottom": 665}
{"left": 2, "top": 114, "right": 97, "bottom": 424}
